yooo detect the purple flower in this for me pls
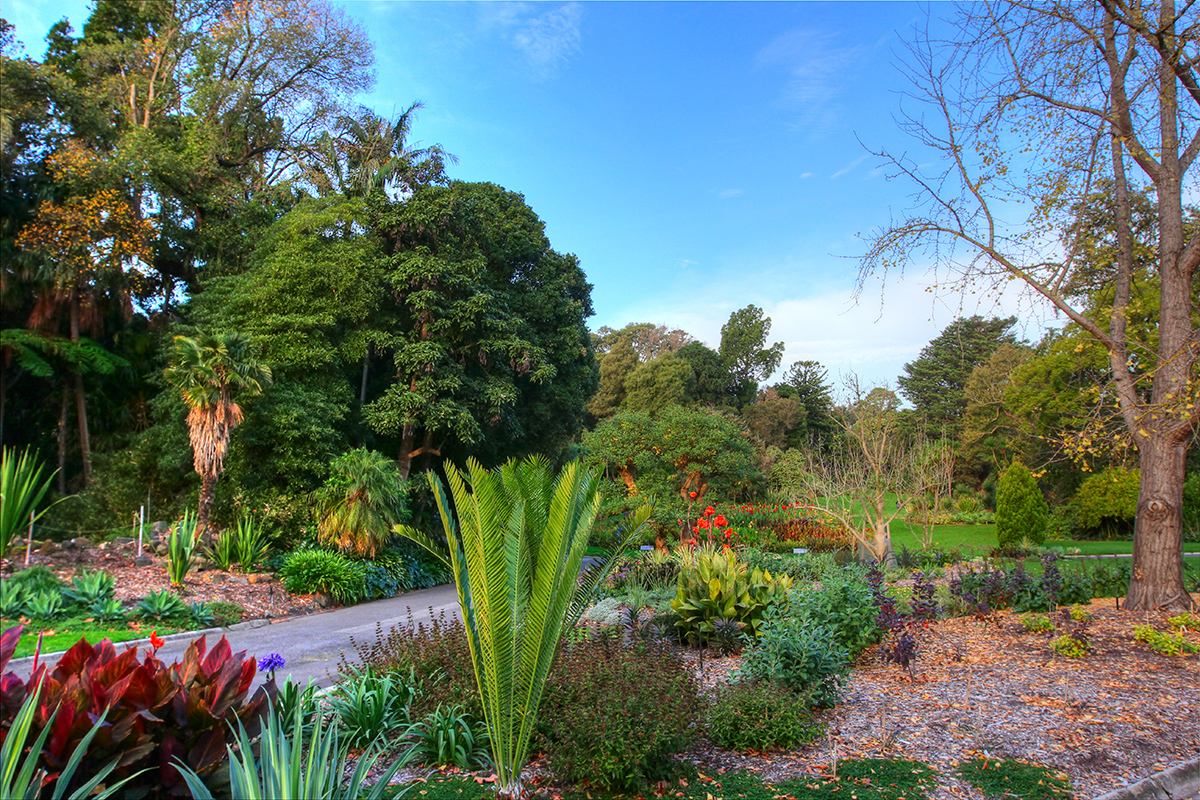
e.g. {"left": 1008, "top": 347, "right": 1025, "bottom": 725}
{"left": 257, "top": 653, "right": 286, "bottom": 672}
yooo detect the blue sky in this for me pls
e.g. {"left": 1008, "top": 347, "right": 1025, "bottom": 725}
{"left": 6, "top": 1, "right": 1060, "bottom": 389}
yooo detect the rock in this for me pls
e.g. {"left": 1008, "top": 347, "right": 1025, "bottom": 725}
{"left": 134, "top": 554, "right": 154, "bottom": 567}
{"left": 151, "top": 521, "right": 169, "bottom": 536}
{"left": 37, "top": 541, "right": 58, "bottom": 555}
{"left": 247, "top": 574, "right": 266, "bottom": 585}
{"left": 70, "top": 537, "right": 89, "bottom": 549}
{"left": 316, "top": 593, "right": 333, "bottom": 608}
{"left": 111, "top": 536, "right": 134, "bottom": 547}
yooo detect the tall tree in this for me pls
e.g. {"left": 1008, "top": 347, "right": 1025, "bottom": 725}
{"left": 898, "top": 316, "right": 1017, "bottom": 437}
{"left": 165, "top": 333, "right": 271, "bottom": 540}
{"left": 777, "top": 359, "right": 837, "bottom": 448}
{"left": 862, "top": 1, "right": 1200, "bottom": 608}
{"left": 718, "top": 305, "right": 785, "bottom": 406}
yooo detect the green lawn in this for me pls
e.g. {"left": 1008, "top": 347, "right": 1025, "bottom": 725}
{"left": 889, "top": 519, "right": 1200, "bottom": 556}
{"left": 1, "top": 617, "right": 179, "bottom": 658}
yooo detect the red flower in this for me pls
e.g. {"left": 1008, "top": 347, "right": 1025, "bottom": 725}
{"left": 714, "top": 514, "right": 728, "bottom": 527}
{"left": 149, "top": 631, "right": 165, "bottom": 650}
{"left": 722, "top": 542, "right": 732, "bottom": 552}
{"left": 782, "top": 503, "right": 790, "bottom": 511}
{"left": 723, "top": 528, "right": 734, "bottom": 539}
{"left": 688, "top": 490, "right": 698, "bottom": 500}
{"left": 703, "top": 506, "right": 716, "bottom": 517}
{"left": 696, "top": 518, "right": 710, "bottom": 530}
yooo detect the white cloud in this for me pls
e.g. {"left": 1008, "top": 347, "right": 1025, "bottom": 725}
{"left": 483, "top": 2, "right": 583, "bottom": 76}
{"left": 717, "top": 188, "right": 745, "bottom": 199}
{"left": 754, "top": 28, "right": 865, "bottom": 135}
{"left": 831, "top": 154, "right": 869, "bottom": 179}
{"left": 600, "top": 266, "right": 1063, "bottom": 392}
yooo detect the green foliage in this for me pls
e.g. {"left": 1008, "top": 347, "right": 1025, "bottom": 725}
{"left": 176, "top": 702, "right": 412, "bottom": 800}
{"left": 1184, "top": 472, "right": 1200, "bottom": 541}
{"left": 205, "top": 527, "right": 237, "bottom": 571}
{"left": 739, "top": 614, "right": 850, "bottom": 708}
{"left": 188, "top": 602, "right": 215, "bottom": 628}
{"left": 1167, "top": 612, "right": 1200, "bottom": 631}
{"left": 231, "top": 515, "right": 269, "bottom": 570}
{"left": 995, "top": 461, "right": 1049, "bottom": 548}
{"left": 7, "top": 567, "right": 63, "bottom": 596}
{"left": 1067, "top": 606, "right": 1093, "bottom": 622}
{"left": 537, "top": 638, "right": 700, "bottom": 790}
{"left": 395, "top": 457, "right": 647, "bottom": 797}
{"left": 622, "top": 354, "right": 694, "bottom": 413}
{"left": 166, "top": 510, "right": 199, "bottom": 587}
{"left": 279, "top": 548, "right": 367, "bottom": 605}
{"left": 328, "top": 666, "right": 416, "bottom": 748}
{"left": 788, "top": 571, "right": 882, "bottom": 658}
{"left": 956, "top": 758, "right": 1072, "bottom": 799}
{"left": 898, "top": 315, "right": 1016, "bottom": 437}
{"left": 670, "top": 546, "right": 792, "bottom": 642}
{"left": 1063, "top": 467, "right": 1139, "bottom": 539}
{"left": 1049, "top": 633, "right": 1089, "bottom": 658}
{"left": 1020, "top": 613, "right": 1054, "bottom": 633}
{"left": 315, "top": 448, "right": 408, "bottom": 557}
{"left": 88, "top": 598, "right": 127, "bottom": 623}
{"left": 0, "top": 448, "right": 59, "bottom": 562}
{"left": 412, "top": 705, "right": 490, "bottom": 770}
{"left": 136, "top": 589, "right": 187, "bottom": 622}
{"left": 0, "top": 582, "right": 28, "bottom": 619}
{"left": 61, "top": 569, "right": 114, "bottom": 607}
{"left": 707, "top": 683, "right": 822, "bottom": 751}
{"left": 206, "top": 601, "right": 245, "bottom": 627}
{"left": 25, "top": 592, "right": 63, "bottom": 621}
{"left": 719, "top": 305, "right": 785, "bottom": 405}
{"left": 1133, "top": 624, "right": 1200, "bottom": 656}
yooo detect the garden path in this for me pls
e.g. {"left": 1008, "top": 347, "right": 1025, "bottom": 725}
{"left": 6, "top": 583, "right": 461, "bottom": 689}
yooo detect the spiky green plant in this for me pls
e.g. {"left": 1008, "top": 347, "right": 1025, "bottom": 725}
{"left": 166, "top": 510, "right": 199, "bottom": 587}
{"left": 174, "top": 702, "right": 413, "bottom": 800}
{"left": 395, "top": 457, "right": 650, "bottom": 798}
{"left": 315, "top": 448, "right": 408, "bottom": 557}
{"left": 232, "top": 515, "right": 269, "bottom": 570}
{"left": 205, "top": 528, "right": 237, "bottom": 571}
{"left": 1, "top": 447, "right": 60, "bottom": 561}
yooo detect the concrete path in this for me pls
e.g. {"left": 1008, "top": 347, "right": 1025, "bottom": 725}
{"left": 7, "top": 584, "right": 461, "bottom": 690}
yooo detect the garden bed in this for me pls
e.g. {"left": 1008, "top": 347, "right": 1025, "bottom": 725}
{"left": 693, "top": 599, "right": 1200, "bottom": 799}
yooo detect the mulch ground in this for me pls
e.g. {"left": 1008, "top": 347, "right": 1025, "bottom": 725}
{"left": 7, "top": 538, "right": 320, "bottom": 620}
{"left": 691, "top": 596, "right": 1200, "bottom": 799}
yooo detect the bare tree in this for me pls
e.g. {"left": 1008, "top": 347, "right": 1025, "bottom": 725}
{"left": 802, "top": 383, "right": 926, "bottom": 564}
{"left": 862, "top": 1, "right": 1199, "bottom": 609}
{"left": 914, "top": 438, "right": 957, "bottom": 551}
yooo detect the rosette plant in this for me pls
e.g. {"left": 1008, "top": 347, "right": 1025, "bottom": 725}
{"left": 396, "top": 457, "right": 650, "bottom": 799}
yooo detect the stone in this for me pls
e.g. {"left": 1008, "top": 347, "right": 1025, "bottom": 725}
{"left": 134, "top": 554, "right": 153, "bottom": 567}
{"left": 37, "top": 541, "right": 58, "bottom": 555}
{"left": 70, "top": 537, "right": 89, "bottom": 549}
{"left": 111, "top": 536, "right": 134, "bottom": 547}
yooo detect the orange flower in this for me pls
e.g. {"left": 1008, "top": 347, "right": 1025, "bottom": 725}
{"left": 714, "top": 514, "right": 728, "bottom": 527}
{"left": 703, "top": 506, "right": 715, "bottom": 517}
{"left": 688, "top": 490, "right": 698, "bottom": 499}
{"left": 149, "top": 631, "right": 165, "bottom": 650}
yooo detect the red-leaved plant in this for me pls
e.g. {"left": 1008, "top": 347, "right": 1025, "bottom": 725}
{"left": 0, "top": 625, "right": 271, "bottom": 798}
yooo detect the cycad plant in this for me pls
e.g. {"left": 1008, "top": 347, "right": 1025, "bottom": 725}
{"left": 1, "top": 447, "right": 60, "bottom": 561}
{"left": 315, "top": 448, "right": 407, "bottom": 557}
{"left": 395, "top": 457, "right": 650, "bottom": 798}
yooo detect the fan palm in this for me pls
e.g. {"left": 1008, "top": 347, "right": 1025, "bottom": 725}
{"left": 395, "top": 457, "right": 650, "bottom": 798}
{"left": 315, "top": 448, "right": 407, "bottom": 557}
{"left": 165, "top": 333, "right": 271, "bottom": 541}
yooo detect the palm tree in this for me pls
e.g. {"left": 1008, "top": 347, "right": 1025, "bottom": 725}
{"left": 315, "top": 448, "right": 407, "bottom": 557}
{"left": 395, "top": 457, "right": 650, "bottom": 798}
{"left": 165, "top": 333, "right": 271, "bottom": 541}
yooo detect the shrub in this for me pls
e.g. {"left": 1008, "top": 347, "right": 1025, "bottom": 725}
{"left": 63, "top": 569, "right": 116, "bottom": 607}
{"left": 8, "top": 566, "right": 63, "bottom": 596}
{"left": 671, "top": 546, "right": 792, "bottom": 643}
{"left": 1167, "top": 612, "right": 1200, "bottom": 632}
{"left": 707, "top": 682, "right": 821, "bottom": 751}
{"left": 1021, "top": 614, "right": 1054, "bottom": 633}
{"left": 137, "top": 589, "right": 188, "bottom": 622}
{"left": 189, "top": 601, "right": 215, "bottom": 627}
{"left": 1, "top": 627, "right": 269, "bottom": 797}
{"left": 1184, "top": 472, "right": 1200, "bottom": 542}
{"left": 412, "top": 704, "right": 490, "bottom": 769}
{"left": 166, "top": 511, "right": 199, "bottom": 587}
{"left": 995, "top": 461, "right": 1049, "bottom": 548}
{"left": 315, "top": 448, "right": 409, "bottom": 558}
{"left": 327, "top": 666, "right": 416, "bottom": 748}
{"left": 363, "top": 563, "right": 401, "bottom": 600}
{"left": 1064, "top": 467, "right": 1139, "bottom": 539}
{"left": 739, "top": 611, "right": 850, "bottom": 708}
{"left": 343, "top": 612, "right": 479, "bottom": 720}
{"left": 537, "top": 638, "right": 699, "bottom": 791}
{"left": 788, "top": 570, "right": 881, "bottom": 657}
{"left": 1133, "top": 624, "right": 1200, "bottom": 656}
{"left": 1067, "top": 606, "right": 1093, "bottom": 623}
{"left": 274, "top": 678, "right": 320, "bottom": 736}
{"left": 1049, "top": 633, "right": 1089, "bottom": 658}
{"left": 207, "top": 601, "right": 245, "bottom": 627}
{"left": 279, "top": 548, "right": 366, "bottom": 604}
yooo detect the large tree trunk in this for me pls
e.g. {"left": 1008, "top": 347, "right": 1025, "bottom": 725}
{"left": 1126, "top": 435, "right": 1193, "bottom": 610}
{"left": 68, "top": 292, "right": 92, "bottom": 486}
{"left": 197, "top": 471, "right": 217, "bottom": 543}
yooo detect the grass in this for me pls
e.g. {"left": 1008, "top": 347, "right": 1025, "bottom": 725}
{"left": 889, "top": 519, "right": 1200, "bottom": 557}
{"left": 1, "top": 616, "right": 182, "bottom": 658}
{"left": 408, "top": 759, "right": 939, "bottom": 800}
{"left": 957, "top": 758, "right": 1072, "bottom": 799}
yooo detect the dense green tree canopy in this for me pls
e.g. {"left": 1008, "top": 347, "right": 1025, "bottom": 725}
{"left": 719, "top": 305, "right": 785, "bottom": 406}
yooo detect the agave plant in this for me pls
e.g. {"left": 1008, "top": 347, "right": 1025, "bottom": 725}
{"left": 0, "top": 582, "right": 27, "bottom": 620}
{"left": 175, "top": 701, "right": 413, "bottom": 800}
{"left": 0, "top": 447, "right": 60, "bottom": 562}
{"left": 395, "top": 457, "right": 650, "bottom": 798}
{"left": 232, "top": 515, "right": 269, "bottom": 570}
{"left": 63, "top": 569, "right": 115, "bottom": 607}
{"left": 204, "top": 528, "right": 237, "bottom": 571}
